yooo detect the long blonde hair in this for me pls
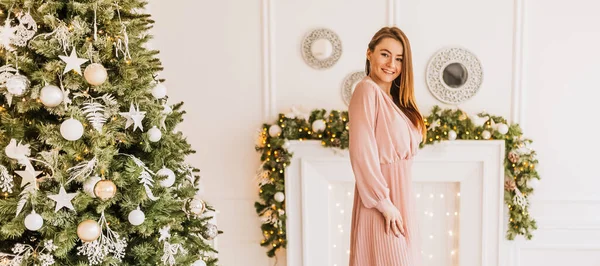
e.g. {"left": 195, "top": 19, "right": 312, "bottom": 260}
{"left": 365, "top": 27, "right": 427, "bottom": 139}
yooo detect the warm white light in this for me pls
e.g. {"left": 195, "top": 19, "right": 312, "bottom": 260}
{"left": 429, "top": 212, "right": 434, "bottom": 217}
{"left": 457, "top": 192, "right": 461, "bottom": 197}
{"left": 333, "top": 245, "right": 337, "bottom": 248}
{"left": 340, "top": 210, "right": 345, "bottom": 214}
{"left": 429, "top": 235, "right": 434, "bottom": 239}
{"left": 347, "top": 192, "right": 352, "bottom": 196}
{"left": 424, "top": 211, "right": 428, "bottom": 215}
{"left": 346, "top": 250, "right": 350, "bottom": 254}
{"left": 340, "top": 229, "right": 344, "bottom": 233}
{"left": 338, "top": 224, "right": 342, "bottom": 229}
{"left": 429, "top": 254, "right": 433, "bottom": 259}
{"left": 448, "top": 230, "right": 453, "bottom": 236}
{"left": 430, "top": 194, "right": 434, "bottom": 198}
{"left": 336, "top": 203, "right": 340, "bottom": 207}
{"left": 454, "top": 212, "right": 458, "bottom": 216}
{"left": 329, "top": 185, "right": 332, "bottom": 190}
{"left": 440, "top": 194, "right": 444, "bottom": 198}
{"left": 451, "top": 250, "right": 456, "bottom": 256}
{"left": 416, "top": 193, "right": 421, "bottom": 198}
{"left": 446, "top": 212, "right": 450, "bottom": 216}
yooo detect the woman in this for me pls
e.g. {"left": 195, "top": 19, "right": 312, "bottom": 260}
{"left": 348, "top": 27, "right": 426, "bottom": 266}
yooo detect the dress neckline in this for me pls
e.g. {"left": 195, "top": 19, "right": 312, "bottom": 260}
{"left": 363, "top": 76, "right": 422, "bottom": 142}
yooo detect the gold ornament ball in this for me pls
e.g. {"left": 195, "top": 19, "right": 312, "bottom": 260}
{"left": 94, "top": 179, "right": 117, "bottom": 200}
{"left": 77, "top": 220, "right": 101, "bottom": 242}
{"left": 189, "top": 198, "right": 206, "bottom": 215}
{"left": 84, "top": 63, "right": 108, "bottom": 86}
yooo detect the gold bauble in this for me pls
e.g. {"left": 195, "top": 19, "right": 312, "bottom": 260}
{"left": 189, "top": 198, "right": 206, "bottom": 215}
{"left": 84, "top": 63, "right": 108, "bottom": 86}
{"left": 77, "top": 219, "right": 101, "bottom": 242}
{"left": 94, "top": 179, "right": 117, "bottom": 200}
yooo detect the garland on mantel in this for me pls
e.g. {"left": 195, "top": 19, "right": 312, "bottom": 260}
{"left": 254, "top": 105, "right": 539, "bottom": 257}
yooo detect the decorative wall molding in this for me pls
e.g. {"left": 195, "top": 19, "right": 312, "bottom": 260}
{"left": 387, "top": 0, "right": 398, "bottom": 26}
{"left": 511, "top": 0, "right": 525, "bottom": 128}
{"left": 261, "top": 0, "right": 276, "bottom": 121}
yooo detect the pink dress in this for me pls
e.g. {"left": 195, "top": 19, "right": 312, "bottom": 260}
{"left": 348, "top": 76, "right": 422, "bottom": 266}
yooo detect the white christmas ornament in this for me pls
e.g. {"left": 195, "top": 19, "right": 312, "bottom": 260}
{"left": 268, "top": 124, "right": 282, "bottom": 137}
{"left": 83, "top": 175, "right": 102, "bottom": 198}
{"left": 15, "top": 169, "right": 42, "bottom": 188}
{"left": 157, "top": 166, "right": 176, "bottom": 187}
{"left": 470, "top": 114, "right": 489, "bottom": 127}
{"left": 282, "top": 140, "right": 291, "bottom": 149}
{"left": 148, "top": 126, "right": 162, "bottom": 142}
{"left": 84, "top": 63, "right": 108, "bottom": 85}
{"left": 160, "top": 103, "right": 172, "bottom": 130}
{"left": 448, "top": 130, "right": 457, "bottom": 141}
{"left": 496, "top": 123, "right": 509, "bottom": 135}
{"left": 128, "top": 207, "right": 145, "bottom": 226}
{"left": 40, "top": 84, "right": 63, "bottom": 107}
{"left": 0, "top": 18, "right": 17, "bottom": 51}
{"left": 312, "top": 119, "right": 326, "bottom": 132}
{"left": 13, "top": 12, "right": 38, "bottom": 47}
{"left": 119, "top": 104, "right": 146, "bottom": 131}
{"left": 47, "top": 185, "right": 78, "bottom": 212}
{"left": 274, "top": 192, "right": 285, "bottom": 202}
{"left": 6, "top": 74, "right": 30, "bottom": 96}
{"left": 192, "top": 260, "right": 207, "bottom": 266}
{"left": 481, "top": 130, "right": 491, "bottom": 140}
{"left": 152, "top": 83, "right": 167, "bottom": 99}
{"left": 60, "top": 118, "right": 84, "bottom": 141}
{"left": 59, "top": 47, "right": 89, "bottom": 75}
{"left": 24, "top": 211, "right": 43, "bottom": 231}
{"left": 0, "top": 165, "right": 13, "bottom": 193}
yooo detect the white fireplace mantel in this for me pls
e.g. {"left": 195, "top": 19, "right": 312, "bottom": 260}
{"left": 284, "top": 140, "right": 512, "bottom": 266}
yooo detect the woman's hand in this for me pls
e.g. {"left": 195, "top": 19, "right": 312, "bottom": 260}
{"left": 375, "top": 199, "right": 406, "bottom": 237}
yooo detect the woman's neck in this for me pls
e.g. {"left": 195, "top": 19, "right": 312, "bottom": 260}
{"left": 368, "top": 74, "right": 392, "bottom": 97}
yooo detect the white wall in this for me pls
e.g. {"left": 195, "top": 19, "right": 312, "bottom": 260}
{"left": 518, "top": 0, "right": 600, "bottom": 265}
{"left": 149, "top": 0, "right": 600, "bottom": 265}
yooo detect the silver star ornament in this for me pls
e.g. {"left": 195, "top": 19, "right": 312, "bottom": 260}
{"left": 119, "top": 103, "right": 146, "bottom": 131}
{"left": 15, "top": 169, "right": 42, "bottom": 188}
{"left": 58, "top": 47, "right": 89, "bottom": 75}
{"left": 47, "top": 185, "right": 77, "bottom": 212}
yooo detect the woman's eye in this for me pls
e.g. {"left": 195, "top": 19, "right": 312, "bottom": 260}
{"left": 396, "top": 58, "right": 402, "bottom": 62}
{"left": 381, "top": 53, "right": 389, "bottom": 57}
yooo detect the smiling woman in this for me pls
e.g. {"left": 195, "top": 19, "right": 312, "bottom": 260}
{"left": 348, "top": 26, "right": 426, "bottom": 266}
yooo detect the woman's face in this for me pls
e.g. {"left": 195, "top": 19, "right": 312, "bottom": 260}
{"left": 367, "top": 37, "right": 404, "bottom": 85}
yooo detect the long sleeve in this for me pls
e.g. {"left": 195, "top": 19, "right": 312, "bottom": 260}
{"left": 348, "top": 81, "right": 391, "bottom": 210}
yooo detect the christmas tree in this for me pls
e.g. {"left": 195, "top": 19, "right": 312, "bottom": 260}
{"left": 0, "top": 1, "right": 220, "bottom": 265}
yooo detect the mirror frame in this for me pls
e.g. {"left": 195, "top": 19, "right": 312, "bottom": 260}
{"left": 341, "top": 70, "right": 366, "bottom": 106}
{"left": 301, "top": 28, "right": 342, "bottom": 69}
{"left": 426, "top": 47, "right": 483, "bottom": 104}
